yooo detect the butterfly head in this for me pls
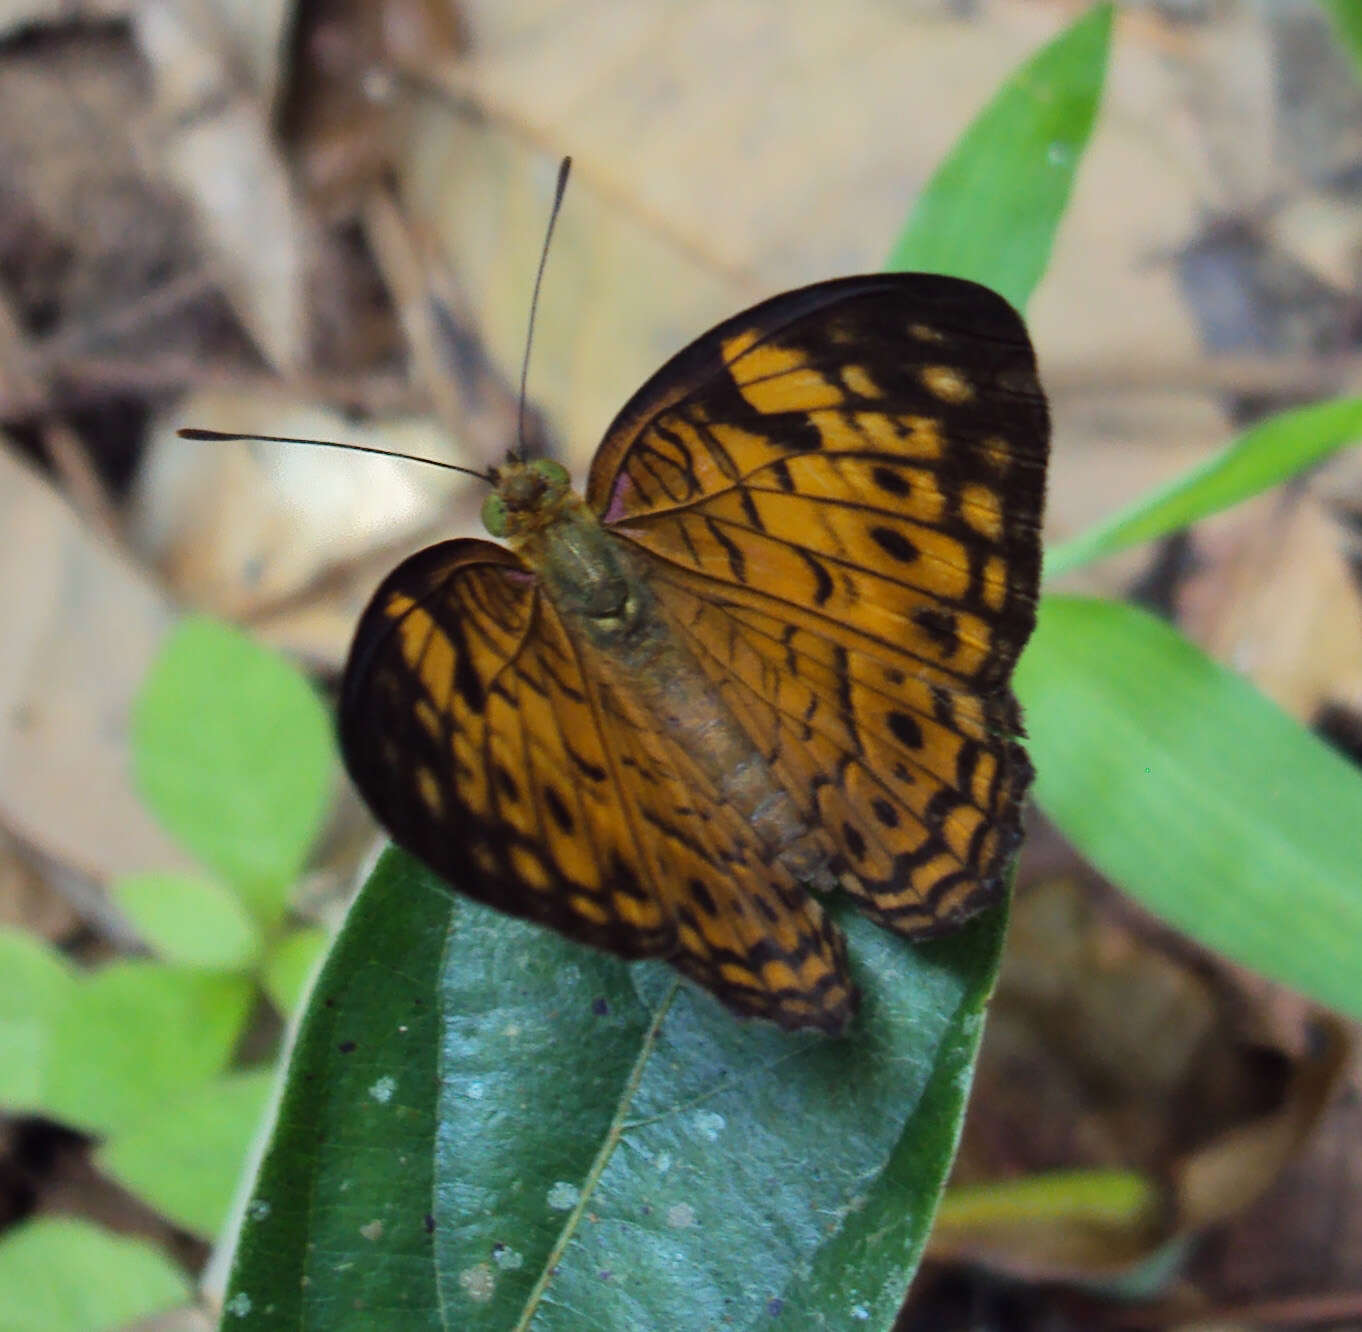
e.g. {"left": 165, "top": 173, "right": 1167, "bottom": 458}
{"left": 482, "top": 458, "right": 574, "bottom": 539}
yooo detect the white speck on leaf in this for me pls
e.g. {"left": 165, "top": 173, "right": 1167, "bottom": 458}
{"left": 225, "top": 1293, "right": 252, "bottom": 1318}
{"left": 852, "top": 1305, "right": 870, "bottom": 1321}
{"left": 547, "top": 1181, "right": 580, "bottom": 1210}
{"left": 655, "top": 1151, "right": 673, "bottom": 1173}
{"left": 492, "top": 1244, "right": 525, "bottom": 1271}
{"left": 247, "top": 1198, "right": 270, "bottom": 1222}
{"left": 694, "top": 1110, "right": 725, "bottom": 1141}
{"left": 369, "top": 1076, "right": 396, "bottom": 1104}
{"left": 359, "top": 1220, "right": 383, "bottom": 1242}
{"left": 666, "top": 1203, "right": 696, "bottom": 1229}
{"left": 467, "top": 1081, "right": 485, "bottom": 1100}
{"left": 459, "top": 1263, "right": 495, "bottom": 1302}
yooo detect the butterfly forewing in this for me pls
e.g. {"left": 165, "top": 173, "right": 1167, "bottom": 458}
{"left": 587, "top": 274, "right": 1048, "bottom": 935}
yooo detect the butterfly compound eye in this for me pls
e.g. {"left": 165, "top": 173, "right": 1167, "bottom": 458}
{"left": 530, "top": 459, "right": 570, "bottom": 490}
{"left": 481, "top": 493, "right": 509, "bottom": 536}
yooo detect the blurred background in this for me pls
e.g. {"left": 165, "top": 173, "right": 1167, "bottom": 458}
{"left": 2, "top": 0, "right": 1361, "bottom": 1327}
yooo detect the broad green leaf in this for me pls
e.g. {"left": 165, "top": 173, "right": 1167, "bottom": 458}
{"left": 44, "top": 961, "right": 253, "bottom": 1135}
{"left": 887, "top": 2, "right": 1112, "bottom": 309}
{"left": 1046, "top": 398, "right": 1362, "bottom": 577}
{"left": 132, "top": 617, "right": 334, "bottom": 923}
{"left": 261, "top": 925, "right": 330, "bottom": 1015}
{"left": 1321, "top": 0, "right": 1362, "bottom": 75}
{"left": 0, "top": 928, "right": 75, "bottom": 1112}
{"left": 113, "top": 871, "right": 261, "bottom": 970}
{"left": 224, "top": 850, "right": 1004, "bottom": 1329}
{"left": 99, "top": 1068, "right": 275, "bottom": 1238}
{"left": 0, "top": 1217, "right": 188, "bottom": 1332}
{"left": 1017, "top": 597, "right": 1362, "bottom": 1018}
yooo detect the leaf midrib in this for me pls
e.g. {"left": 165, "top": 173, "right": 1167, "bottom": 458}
{"left": 510, "top": 980, "right": 679, "bottom": 1330}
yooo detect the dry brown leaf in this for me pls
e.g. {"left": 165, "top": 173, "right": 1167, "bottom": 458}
{"left": 1177, "top": 485, "right": 1362, "bottom": 721}
{"left": 0, "top": 442, "right": 191, "bottom": 882}
{"left": 131, "top": 393, "right": 480, "bottom": 665}
{"left": 0, "top": 1, "right": 128, "bottom": 38}
{"left": 932, "top": 876, "right": 1350, "bottom": 1286}
{"left": 389, "top": 1, "right": 1208, "bottom": 475}
{"left": 132, "top": 0, "right": 307, "bottom": 373}
{"left": 285, "top": 0, "right": 464, "bottom": 217}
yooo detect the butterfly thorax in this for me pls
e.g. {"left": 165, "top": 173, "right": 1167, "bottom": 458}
{"left": 501, "top": 474, "right": 835, "bottom": 890}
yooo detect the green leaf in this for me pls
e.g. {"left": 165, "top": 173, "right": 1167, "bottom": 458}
{"left": 1046, "top": 398, "right": 1362, "bottom": 577}
{"left": 1321, "top": 0, "right": 1362, "bottom": 76}
{"left": 1017, "top": 597, "right": 1362, "bottom": 1018}
{"left": 938, "top": 1168, "right": 1159, "bottom": 1231}
{"left": 887, "top": 2, "right": 1112, "bottom": 309}
{"left": 260, "top": 925, "right": 330, "bottom": 1015}
{"left": 224, "top": 850, "right": 1004, "bottom": 1329}
{"left": 0, "top": 928, "right": 75, "bottom": 1113}
{"left": 99, "top": 1068, "right": 275, "bottom": 1238}
{"left": 113, "top": 871, "right": 262, "bottom": 970}
{"left": 0, "top": 1217, "right": 188, "bottom": 1332}
{"left": 44, "top": 961, "right": 253, "bottom": 1135}
{"left": 132, "top": 617, "right": 334, "bottom": 923}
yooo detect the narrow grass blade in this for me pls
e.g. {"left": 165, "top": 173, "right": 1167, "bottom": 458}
{"left": 887, "top": 3, "right": 1112, "bottom": 309}
{"left": 1046, "top": 398, "right": 1362, "bottom": 578}
{"left": 1321, "top": 0, "right": 1362, "bottom": 76}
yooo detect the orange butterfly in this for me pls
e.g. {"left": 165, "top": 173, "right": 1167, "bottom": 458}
{"left": 338, "top": 273, "right": 1048, "bottom": 1033}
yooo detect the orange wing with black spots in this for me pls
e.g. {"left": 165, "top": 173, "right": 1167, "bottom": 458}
{"left": 587, "top": 274, "right": 1049, "bottom": 936}
{"left": 339, "top": 538, "right": 855, "bottom": 1032}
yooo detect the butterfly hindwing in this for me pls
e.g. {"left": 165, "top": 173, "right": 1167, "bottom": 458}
{"left": 586, "top": 274, "right": 1048, "bottom": 934}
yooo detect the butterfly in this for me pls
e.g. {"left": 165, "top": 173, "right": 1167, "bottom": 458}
{"left": 337, "top": 273, "right": 1049, "bottom": 1034}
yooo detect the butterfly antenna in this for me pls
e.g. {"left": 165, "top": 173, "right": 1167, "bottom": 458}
{"left": 176, "top": 428, "right": 496, "bottom": 484}
{"left": 516, "top": 156, "right": 572, "bottom": 463}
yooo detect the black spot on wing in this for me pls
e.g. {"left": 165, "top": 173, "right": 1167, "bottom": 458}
{"left": 543, "top": 784, "right": 575, "bottom": 834}
{"left": 888, "top": 710, "right": 924, "bottom": 749}
{"left": 688, "top": 878, "right": 720, "bottom": 917}
{"left": 871, "top": 464, "right": 911, "bottom": 498}
{"left": 869, "top": 525, "right": 919, "bottom": 565}
{"left": 913, "top": 606, "right": 960, "bottom": 656}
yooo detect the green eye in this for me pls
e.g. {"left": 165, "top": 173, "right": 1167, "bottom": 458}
{"left": 481, "top": 494, "right": 508, "bottom": 536}
{"left": 530, "top": 459, "right": 570, "bottom": 488}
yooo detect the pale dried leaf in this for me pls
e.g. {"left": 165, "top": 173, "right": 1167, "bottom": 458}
{"left": 1178, "top": 489, "right": 1362, "bottom": 720}
{"left": 0, "top": 0, "right": 127, "bottom": 38}
{"left": 0, "top": 443, "right": 191, "bottom": 880}
{"left": 132, "top": 394, "right": 478, "bottom": 664}
{"left": 398, "top": 1, "right": 1206, "bottom": 479}
{"left": 134, "top": 0, "right": 307, "bottom": 371}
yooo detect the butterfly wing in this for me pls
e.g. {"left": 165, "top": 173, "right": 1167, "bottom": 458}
{"left": 339, "top": 538, "right": 854, "bottom": 1031}
{"left": 586, "top": 273, "right": 1048, "bottom": 935}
